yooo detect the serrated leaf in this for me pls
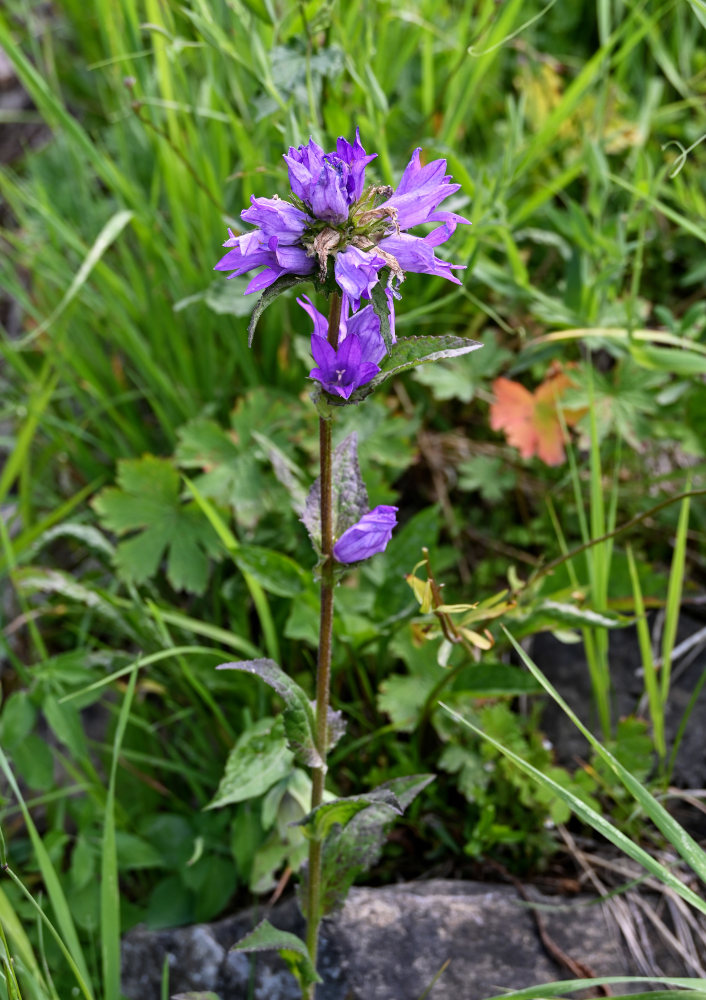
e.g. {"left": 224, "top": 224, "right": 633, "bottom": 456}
{"left": 370, "top": 277, "right": 394, "bottom": 353}
{"left": 206, "top": 717, "right": 293, "bottom": 809}
{"left": 514, "top": 600, "right": 627, "bottom": 637}
{"left": 92, "top": 456, "right": 221, "bottom": 594}
{"left": 300, "top": 775, "right": 434, "bottom": 919}
{"left": 234, "top": 545, "right": 305, "bottom": 597}
{"left": 233, "top": 919, "right": 321, "bottom": 991}
{"left": 248, "top": 273, "right": 310, "bottom": 346}
{"left": 216, "top": 659, "right": 321, "bottom": 767}
{"left": 341, "top": 335, "right": 483, "bottom": 402}
{"left": 298, "top": 789, "right": 401, "bottom": 843}
{"left": 302, "top": 433, "right": 368, "bottom": 550}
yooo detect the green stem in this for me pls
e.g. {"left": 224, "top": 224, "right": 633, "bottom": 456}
{"left": 305, "top": 292, "right": 341, "bottom": 997}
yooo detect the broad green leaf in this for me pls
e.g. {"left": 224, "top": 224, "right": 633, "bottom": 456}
{"left": 377, "top": 674, "right": 436, "bottom": 732}
{"left": 450, "top": 663, "right": 544, "bottom": 698}
{"left": 216, "top": 659, "right": 321, "bottom": 767}
{"left": 303, "top": 433, "right": 369, "bottom": 550}
{"left": 92, "top": 456, "right": 222, "bottom": 594}
{"left": 207, "top": 717, "right": 293, "bottom": 809}
{"left": 172, "top": 993, "right": 222, "bottom": 1000}
{"left": 513, "top": 600, "right": 626, "bottom": 635}
{"left": 248, "top": 273, "right": 310, "bottom": 346}
{"left": 345, "top": 335, "right": 483, "bottom": 402}
{"left": 631, "top": 343, "right": 706, "bottom": 377}
{"left": 298, "top": 789, "right": 401, "bottom": 843}
{"left": 42, "top": 696, "right": 88, "bottom": 758}
{"left": 301, "top": 775, "right": 434, "bottom": 919}
{"left": 12, "top": 734, "right": 54, "bottom": 790}
{"left": 234, "top": 545, "right": 305, "bottom": 597}
{"left": 233, "top": 919, "right": 320, "bottom": 991}
{"left": 0, "top": 692, "right": 36, "bottom": 748}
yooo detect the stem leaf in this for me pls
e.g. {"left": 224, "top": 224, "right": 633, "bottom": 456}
{"left": 345, "top": 335, "right": 483, "bottom": 402}
{"left": 247, "top": 273, "right": 311, "bottom": 346}
{"left": 232, "top": 919, "right": 321, "bottom": 991}
{"left": 299, "top": 775, "right": 434, "bottom": 919}
{"left": 216, "top": 659, "right": 322, "bottom": 768}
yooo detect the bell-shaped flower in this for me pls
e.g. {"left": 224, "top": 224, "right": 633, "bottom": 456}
{"left": 298, "top": 294, "right": 391, "bottom": 366}
{"left": 309, "top": 334, "right": 380, "bottom": 400}
{"left": 333, "top": 506, "right": 398, "bottom": 563}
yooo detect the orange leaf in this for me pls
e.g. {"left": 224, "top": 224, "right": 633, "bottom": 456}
{"left": 490, "top": 371, "right": 577, "bottom": 466}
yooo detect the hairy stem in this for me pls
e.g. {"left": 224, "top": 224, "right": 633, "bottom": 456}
{"left": 305, "top": 291, "right": 341, "bottom": 995}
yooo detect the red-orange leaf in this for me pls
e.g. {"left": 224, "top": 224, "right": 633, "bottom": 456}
{"left": 490, "top": 371, "right": 577, "bottom": 466}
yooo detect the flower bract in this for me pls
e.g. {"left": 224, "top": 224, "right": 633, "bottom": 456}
{"left": 333, "top": 505, "right": 399, "bottom": 563}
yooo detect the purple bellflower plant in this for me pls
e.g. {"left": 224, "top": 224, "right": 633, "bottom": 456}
{"left": 214, "top": 128, "right": 468, "bottom": 305}
{"left": 333, "top": 505, "right": 399, "bottom": 563}
{"left": 213, "top": 131, "right": 480, "bottom": 1000}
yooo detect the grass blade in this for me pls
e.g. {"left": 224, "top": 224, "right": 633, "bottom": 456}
{"left": 101, "top": 666, "right": 138, "bottom": 1000}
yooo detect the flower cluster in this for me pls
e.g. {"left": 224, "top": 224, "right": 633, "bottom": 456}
{"left": 215, "top": 129, "right": 468, "bottom": 308}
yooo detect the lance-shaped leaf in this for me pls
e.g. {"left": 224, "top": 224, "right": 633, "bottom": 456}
{"left": 299, "top": 774, "right": 434, "bottom": 920}
{"left": 339, "top": 335, "right": 484, "bottom": 403}
{"left": 297, "top": 787, "right": 402, "bottom": 843}
{"left": 216, "top": 659, "right": 321, "bottom": 768}
{"left": 302, "top": 433, "right": 368, "bottom": 551}
{"left": 248, "top": 273, "right": 310, "bottom": 346}
{"left": 206, "top": 716, "right": 292, "bottom": 809}
{"left": 370, "top": 275, "right": 394, "bottom": 353}
{"left": 232, "top": 920, "right": 320, "bottom": 992}
{"left": 172, "top": 993, "right": 222, "bottom": 1000}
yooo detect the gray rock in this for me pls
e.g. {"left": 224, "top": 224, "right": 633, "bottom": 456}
{"left": 121, "top": 879, "right": 634, "bottom": 1000}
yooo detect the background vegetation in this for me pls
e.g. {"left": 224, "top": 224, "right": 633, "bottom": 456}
{"left": 1, "top": 0, "right": 705, "bottom": 996}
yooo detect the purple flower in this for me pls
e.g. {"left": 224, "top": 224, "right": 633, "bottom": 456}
{"left": 298, "top": 293, "right": 392, "bottom": 365}
{"left": 309, "top": 334, "right": 380, "bottom": 400}
{"left": 284, "top": 129, "right": 376, "bottom": 224}
{"left": 214, "top": 131, "right": 468, "bottom": 303}
{"left": 333, "top": 506, "right": 398, "bottom": 563}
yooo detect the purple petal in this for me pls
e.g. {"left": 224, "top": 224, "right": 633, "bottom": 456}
{"left": 335, "top": 127, "right": 377, "bottom": 202}
{"left": 378, "top": 232, "right": 465, "bottom": 284}
{"left": 346, "top": 304, "right": 387, "bottom": 364}
{"left": 297, "top": 295, "right": 329, "bottom": 339}
{"left": 333, "top": 505, "right": 399, "bottom": 563}
{"left": 309, "top": 162, "right": 350, "bottom": 224}
{"left": 334, "top": 246, "right": 387, "bottom": 310}
{"left": 380, "top": 148, "right": 470, "bottom": 231}
{"left": 241, "top": 196, "right": 310, "bottom": 242}
{"left": 310, "top": 333, "right": 335, "bottom": 370}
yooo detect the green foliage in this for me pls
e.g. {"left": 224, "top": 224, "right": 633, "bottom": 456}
{"left": 216, "top": 659, "right": 324, "bottom": 767}
{"left": 207, "top": 716, "right": 294, "bottom": 809}
{"left": 299, "top": 776, "right": 434, "bottom": 921}
{"left": 234, "top": 920, "right": 321, "bottom": 992}
{"left": 93, "top": 456, "right": 222, "bottom": 593}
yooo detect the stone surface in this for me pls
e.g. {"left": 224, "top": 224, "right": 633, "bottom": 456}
{"left": 122, "top": 879, "right": 632, "bottom": 1000}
